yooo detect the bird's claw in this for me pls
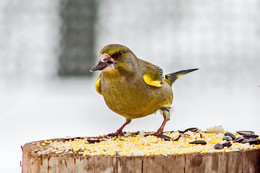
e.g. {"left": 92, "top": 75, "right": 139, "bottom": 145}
{"left": 153, "top": 130, "right": 163, "bottom": 136}
{"left": 107, "top": 131, "right": 125, "bottom": 137}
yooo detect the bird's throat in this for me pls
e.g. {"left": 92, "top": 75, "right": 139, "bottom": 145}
{"left": 101, "top": 64, "right": 115, "bottom": 71}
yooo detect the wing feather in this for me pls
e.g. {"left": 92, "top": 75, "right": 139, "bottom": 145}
{"left": 143, "top": 65, "right": 165, "bottom": 88}
{"left": 95, "top": 75, "right": 102, "bottom": 95}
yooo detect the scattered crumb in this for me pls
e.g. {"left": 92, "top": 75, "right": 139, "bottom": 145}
{"left": 206, "top": 125, "right": 225, "bottom": 133}
{"left": 33, "top": 127, "right": 259, "bottom": 157}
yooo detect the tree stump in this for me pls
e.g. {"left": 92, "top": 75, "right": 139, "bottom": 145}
{"left": 22, "top": 138, "right": 260, "bottom": 173}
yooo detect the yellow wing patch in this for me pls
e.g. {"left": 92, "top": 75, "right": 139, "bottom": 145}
{"left": 143, "top": 73, "right": 165, "bottom": 88}
{"left": 95, "top": 76, "right": 102, "bottom": 95}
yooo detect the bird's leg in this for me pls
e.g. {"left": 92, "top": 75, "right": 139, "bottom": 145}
{"left": 108, "top": 119, "right": 132, "bottom": 136}
{"left": 154, "top": 108, "right": 170, "bottom": 135}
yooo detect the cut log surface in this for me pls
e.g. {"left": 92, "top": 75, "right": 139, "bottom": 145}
{"left": 22, "top": 139, "right": 260, "bottom": 173}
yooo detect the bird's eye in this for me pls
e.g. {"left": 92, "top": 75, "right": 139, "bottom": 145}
{"left": 118, "top": 51, "right": 123, "bottom": 57}
{"left": 112, "top": 51, "right": 123, "bottom": 60}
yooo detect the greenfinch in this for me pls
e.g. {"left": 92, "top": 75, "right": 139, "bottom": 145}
{"left": 90, "top": 44, "right": 198, "bottom": 135}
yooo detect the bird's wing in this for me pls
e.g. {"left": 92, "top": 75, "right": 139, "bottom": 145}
{"left": 143, "top": 64, "right": 165, "bottom": 88}
{"left": 95, "top": 75, "right": 102, "bottom": 95}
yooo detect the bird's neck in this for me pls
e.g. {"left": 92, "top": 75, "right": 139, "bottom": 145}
{"left": 102, "top": 69, "right": 121, "bottom": 78}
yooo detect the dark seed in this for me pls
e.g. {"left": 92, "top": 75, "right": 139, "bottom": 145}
{"left": 157, "top": 134, "right": 172, "bottom": 141}
{"left": 184, "top": 127, "right": 199, "bottom": 133}
{"left": 243, "top": 135, "right": 259, "bottom": 139}
{"left": 234, "top": 136, "right": 244, "bottom": 143}
{"left": 200, "top": 133, "right": 203, "bottom": 138}
{"left": 87, "top": 139, "right": 100, "bottom": 144}
{"left": 135, "top": 131, "right": 140, "bottom": 135}
{"left": 236, "top": 131, "right": 255, "bottom": 136}
{"left": 178, "top": 130, "right": 184, "bottom": 133}
{"left": 248, "top": 138, "right": 260, "bottom": 145}
{"left": 33, "top": 149, "right": 40, "bottom": 153}
{"left": 65, "top": 137, "right": 82, "bottom": 141}
{"left": 189, "top": 140, "right": 207, "bottom": 145}
{"left": 224, "top": 132, "right": 236, "bottom": 140}
{"left": 223, "top": 136, "right": 232, "bottom": 141}
{"left": 173, "top": 135, "right": 181, "bottom": 141}
{"left": 241, "top": 139, "right": 250, "bottom": 143}
{"left": 243, "top": 139, "right": 250, "bottom": 144}
{"left": 222, "top": 141, "right": 232, "bottom": 148}
{"left": 214, "top": 143, "right": 224, "bottom": 150}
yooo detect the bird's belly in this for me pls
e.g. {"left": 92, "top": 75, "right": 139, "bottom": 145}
{"left": 101, "top": 79, "right": 173, "bottom": 119}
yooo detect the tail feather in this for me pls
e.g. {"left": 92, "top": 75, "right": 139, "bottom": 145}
{"left": 165, "top": 68, "right": 198, "bottom": 86}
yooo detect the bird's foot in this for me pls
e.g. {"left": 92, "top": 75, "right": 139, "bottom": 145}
{"left": 153, "top": 127, "right": 164, "bottom": 136}
{"left": 107, "top": 130, "right": 125, "bottom": 137}
{"left": 153, "top": 131, "right": 163, "bottom": 136}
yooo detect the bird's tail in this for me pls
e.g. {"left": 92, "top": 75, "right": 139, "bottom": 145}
{"left": 165, "top": 68, "right": 198, "bottom": 86}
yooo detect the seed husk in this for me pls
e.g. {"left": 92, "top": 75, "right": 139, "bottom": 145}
{"left": 87, "top": 139, "right": 100, "bottom": 144}
{"left": 184, "top": 127, "right": 199, "bottom": 133}
{"left": 178, "top": 130, "right": 184, "bottom": 133}
{"left": 173, "top": 134, "right": 181, "bottom": 141}
{"left": 65, "top": 137, "right": 82, "bottom": 141}
{"left": 157, "top": 134, "right": 172, "bottom": 141}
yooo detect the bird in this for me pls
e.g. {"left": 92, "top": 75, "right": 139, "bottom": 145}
{"left": 90, "top": 44, "right": 198, "bottom": 136}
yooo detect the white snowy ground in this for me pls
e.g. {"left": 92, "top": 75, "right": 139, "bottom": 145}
{"left": 0, "top": 78, "right": 259, "bottom": 172}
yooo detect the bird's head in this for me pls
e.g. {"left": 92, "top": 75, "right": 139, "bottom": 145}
{"left": 90, "top": 44, "right": 137, "bottom": 73}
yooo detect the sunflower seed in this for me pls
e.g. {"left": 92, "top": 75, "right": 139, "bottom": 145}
{"left": 189, "top": 140, "right": 207, "bottom": 145}
{"left": 214, "top": 143, "right": 224, "bottom": 150}
{"left": 224, "top": 132, "right": 236, "bottom": 140}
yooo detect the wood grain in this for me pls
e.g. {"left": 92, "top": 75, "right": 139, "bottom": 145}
{"left": 22, "top": 140, "right": 260, "bottom": 173}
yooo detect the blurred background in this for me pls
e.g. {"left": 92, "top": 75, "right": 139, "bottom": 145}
{"left": 0, "top": 0, "right": 259, "bottom": 172}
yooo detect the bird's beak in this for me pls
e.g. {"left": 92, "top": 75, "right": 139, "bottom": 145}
{"left": 90, "top": 53, "right": 114, "bottom": 72}
{"left": 90, "top": 61, "right": 108, "bottom": 72}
